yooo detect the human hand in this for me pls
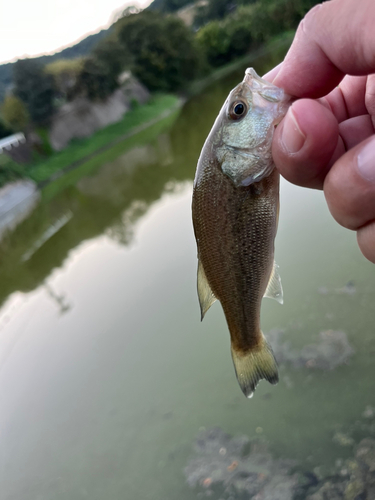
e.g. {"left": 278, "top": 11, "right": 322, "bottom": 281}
{"left": 265, "top": 0, "right": 375, "bottom": 263}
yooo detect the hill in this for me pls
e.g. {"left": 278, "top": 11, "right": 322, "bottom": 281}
{"left": 0, "top": 28, "right": 110, "bottom": 103}
{"left": 148, "top": 0, "right": 193, "bottom": 13}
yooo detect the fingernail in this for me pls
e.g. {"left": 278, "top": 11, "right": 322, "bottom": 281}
{"left": 357, "top": 137, "right": 375, "bottom": 182}
{"left": 281, "top": 107, "right": 306, "bottom": 154}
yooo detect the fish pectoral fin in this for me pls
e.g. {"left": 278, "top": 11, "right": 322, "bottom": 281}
{"left": 197, "top": 259, "right": 217, "bottom": 321}
{"left": 231, "top": 334, "right": 279, "bottom": 398}
{"left": 264, "top": 260, "right": 283, "bottom": 304}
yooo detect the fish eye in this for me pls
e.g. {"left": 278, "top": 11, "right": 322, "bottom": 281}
{"left": 229, "top": 101, "right": 247, "bottom": 120}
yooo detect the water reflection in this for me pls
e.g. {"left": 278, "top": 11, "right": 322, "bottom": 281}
{"left": 44, "top": 282, "right": 72, "bottom": 314}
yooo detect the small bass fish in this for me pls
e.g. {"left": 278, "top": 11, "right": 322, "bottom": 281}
{"left": 192, "top": 68, "right": 290, "bottom": 398}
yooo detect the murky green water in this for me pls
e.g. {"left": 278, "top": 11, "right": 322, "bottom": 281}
{"left": 1, "top": 48, "right": 374, "bottom": 500}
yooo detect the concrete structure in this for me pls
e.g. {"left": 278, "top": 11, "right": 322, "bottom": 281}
{"left": 0, "top": 180, "right": 40, "bottom": 240}
{"left": 0, "top": 133, "right": 26, "bottom": 154}
{"left": 49, "top": 76, "right": 150, "bottom": 151}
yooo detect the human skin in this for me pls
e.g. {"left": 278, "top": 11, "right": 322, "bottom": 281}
{"left": 263, "top": 0, "right": 375, "bottom": 263}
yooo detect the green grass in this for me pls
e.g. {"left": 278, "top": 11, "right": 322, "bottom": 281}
{"left": 41, "top": 108, "right": 181, "bottom": 201}
{"left": 27, "top": 94, "right": 179, "bottom": 185}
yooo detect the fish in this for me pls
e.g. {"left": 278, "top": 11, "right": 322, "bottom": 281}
{"left": 192, "top": 68, "right": 290, "bottom": 398}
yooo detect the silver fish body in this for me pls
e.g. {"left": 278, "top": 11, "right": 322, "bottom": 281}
{"left": 192, "top": 68, "right": 290, "bottom": 398}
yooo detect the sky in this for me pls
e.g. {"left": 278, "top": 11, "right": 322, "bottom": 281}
{"left": 0, "top": 0, "right": 152, "bottom": 65}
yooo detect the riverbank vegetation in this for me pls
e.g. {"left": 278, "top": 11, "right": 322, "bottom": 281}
{"left": 0, "top": 95, "right": 179, "bottom": 190}
{"left": 33, "top": 95, "right": 180, "bottom": 183}
{"left": 0, "top": 0, "right": 320, "bottom": 189}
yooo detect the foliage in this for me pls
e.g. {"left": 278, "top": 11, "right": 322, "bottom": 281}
{"left": 194, "top": 0, "right": 318, "bottom": 27}
{"left": 117, "top": 11, "right": 203, "bottom": 92}
{"left": 72, "top": 37, "right": 130, "bottom": 101}
{"left": 1, "top": 95, "right": 30, "bottom": 132}
{"left": 196, "top": 5, "right": 258, "bottom": 67}
{"left": 45, "top": 58, "right": 84, "bottom": 77}
{"left": 13, "top": 59, "right": 55, "bottom": 126}
{"left": 147, "top": 0, "right": 192, "bottom": 13}
{"left": 45, "top": 58, "right": 84, "bottom": 98}
{"left": 0, "top": 118, "right": 13, "bottom": 139}
{"left": 0, "top": 62, "right": 13, "bottom": 104}
{"left": 196, "top": 0, "right": 320, "bottom": 67}
{"left": 196, "top": 21, "right": 232, "bottom": 67}
{"left": 0, "top": 154, "right": 26, "bottom": 187}
{"left": 35, "top": 127, "right": 54, "bottom": 156}
{"left": 93, "top": 37, "right": 130, "bottom": 78}
{"left": 194, "top": 0, "right": 239, "bottom": 27}
{"left": 72, "top": 57, "right": 117, "bottom": 101}
{"left": 113, "top": 5, "right": 142, "bottom": 21}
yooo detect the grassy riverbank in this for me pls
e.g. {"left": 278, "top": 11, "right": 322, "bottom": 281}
{"left": 41, "top": 107, "right": 181, "bottom": 201}
{"left": 29, "top": 94, "right": 180, "bottom": 185}
{"left": 0, "top": 94, "right": 180, "bottom": 191}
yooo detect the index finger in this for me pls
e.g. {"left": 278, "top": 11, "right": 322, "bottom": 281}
{"left": 273, "top": 0, "right": 375, "bottom": 98}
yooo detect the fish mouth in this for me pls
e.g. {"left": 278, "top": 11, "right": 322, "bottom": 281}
{"left": 242, "top": 68, "right": 288, "bottom": 105}
{"left": 243, "top": 68, "right": 271, "bottom": 88}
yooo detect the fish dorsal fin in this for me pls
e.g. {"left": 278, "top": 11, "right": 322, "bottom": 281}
{"left": 197, "top": 259, "right": 217, "bottom": 321}
{"left": 264, "top": 260, "right": 283, "bottom": 304}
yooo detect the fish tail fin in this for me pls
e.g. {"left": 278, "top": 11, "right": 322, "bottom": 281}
{"left": 231, "top": 333, "right": 279, "bottom": 398}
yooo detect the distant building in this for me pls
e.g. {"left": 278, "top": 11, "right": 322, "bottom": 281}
{"left": 0, "top": 133, "right": 26, "bottom": 154}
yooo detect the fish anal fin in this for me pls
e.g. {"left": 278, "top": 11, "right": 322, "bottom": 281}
{"left": 231, "top": 334, "right": 279, "bottom": 398}
{"left": 197, "top": 259, "right": 217, "bottom": 321}
{"left": 264, "top": 260, "right": 283, "bottom": 304}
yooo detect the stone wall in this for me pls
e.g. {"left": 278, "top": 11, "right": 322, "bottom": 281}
{"left": 49, "top": 76, "right": 150, "bottom": 152}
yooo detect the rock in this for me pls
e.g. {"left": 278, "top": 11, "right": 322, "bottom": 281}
{"left": 266, "top": 329, "right": 354, "bottom": 371}
{"left": 185, "top": 429, "right": 375, "bottom": 500}
{"left": 306, "top": 481, "right": 345, "bottom": 500}
{"left": 120, "top": 72, "right": 150, "bottom": 105}
{"left": 344, "top": 479, "right": 365, "bottom": 500}
{"left": 185, "top": 428, "right": 298, "bottom": 500}
{"left": 333, "top": 433, "right": 355, "bottom": 447}
{"left": 356, "top": 438, "right": 375, "bottom": 472}
{"left": 362, "top": 406, "right": 375, "bottom": 419}
{"left": 306, "top": 438, "right": 375, "bottom": 500}
{"left": 49, "top": 76, "right": 150, "bottom": 151}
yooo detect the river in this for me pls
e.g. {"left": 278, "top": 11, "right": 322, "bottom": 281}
{"left": 1, "top": 46, "right": 374, "bottom": 500}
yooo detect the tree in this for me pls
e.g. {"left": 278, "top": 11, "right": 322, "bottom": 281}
{"left": 1, "top": 95, "right": 29, "bottom": 132}
{"left": 194, "top": 0, "right": 236, "bottom": 26}
{"left": 45, "top": 58, "right": 83, "bottom": 99}
{"left": 147, "top": 0, "right": 191, "bottom": 13}
{"left": 13, "top": 59, "right": 55, "bottom": 126}
{"left": 72, "top": 37, "right": 130, "bottom": 101}
{"left": 92, "top": 37, "right": 131, "bottom": 82}
{"left": 0, "top": 118, "right": 13, "bottom": 139}
{"left": 73, "top": 57, "right": 117, "bottom": 101}
{"left": 116, "top": 11, "right": 202, "bottom": 92}
{"left": 196, "top": 21, "right": 232, "bottom": 67}
{"left": 196, "top": 0, "right": 320, "bottom": 68}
